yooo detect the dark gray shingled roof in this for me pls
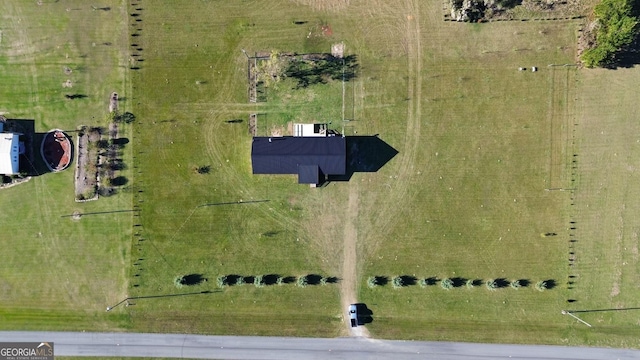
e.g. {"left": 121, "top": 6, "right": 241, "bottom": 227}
{"left": 251, "top": 136, "right": 346, "bottom": 183}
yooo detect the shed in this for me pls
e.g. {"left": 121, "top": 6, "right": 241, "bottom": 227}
{"left": 0, "top": 133, "right": 20, "bottom": 174}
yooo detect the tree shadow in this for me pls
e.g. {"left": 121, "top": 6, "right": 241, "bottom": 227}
{"left": 400, "top": 275, "right": 417, "bottom": 286}
{"left": 281, "top": 276, "right": 296, "bottom": 284}
{"left": 327, "top": 136, "right": 398, "bottom": 182}
{"left": 111, "top": 176, "right": 128, "bottom": 186}
{"left": 471, "top": 279, "right": 483, "bottom": 286}
{"left": 542, "top": 279, "right": 557, "bottom": 289}
{"left": 285, "top": 54, "right": 358, "bottom": 89}
{"left": 374, "top": 276, "right": 389, "bottom": 286}
{"left": 325, "top": 276, "right": 339, "bottom": 284}
{"left": 451, "top": 277, "right": 468, "bottom": 288}
{"left": 115, "top": 112, "right": 136, "bottom": 123}
{"left": 225, "top": 274, "right": 242, "bottom": 286}
{"left": 195, "top": 165, "right": 211, "bottom": 174}
{"left": 112, "top": 137, "right": 130, "bottom": 146}
{"left": 243, "top": 275, "right": 255, "bottom": 284}
{"left": 354, "top": 303, "right": 374, "bottom": 325}
{"left": 517, "top": 279, "right": 531, "bottom": 287}
{"left": 494, "top": 278, "right": 510, "bottom": 288}
{"left": 261, "top": 230, "right": 280, "bottom": 237}
{"left": 306, "top": 274, "right": 323, "bottom": 285}
{"left": 65, "top": 94, "right": 88, "bottom": 100}
{"left": 181, "top": 274, "right": 206, "bottom": 286}
{"left": 263, "top": 274, "right": 280, "bottom": 285}
{"left": 425, "top": 277, "right": 440, "bottom": 286}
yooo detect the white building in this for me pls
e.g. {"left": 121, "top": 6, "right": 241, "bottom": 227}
{"left": 0, "top": 133, "right": 20, "bottom": 174}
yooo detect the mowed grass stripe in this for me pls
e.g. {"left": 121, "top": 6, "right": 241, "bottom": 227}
{"left": 0, "top": 0, "right": 132, "bottom": 330}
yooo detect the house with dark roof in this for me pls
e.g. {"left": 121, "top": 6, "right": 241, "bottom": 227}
{"left": 251, "top": 135, "right": 346, "bottom": 186}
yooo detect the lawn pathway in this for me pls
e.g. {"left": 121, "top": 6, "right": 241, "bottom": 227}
{"left": 340, "top": 182, "right": 369, "bottom": 337}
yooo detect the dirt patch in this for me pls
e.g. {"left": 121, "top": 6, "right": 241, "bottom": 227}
{"left": 577, "top": 20, "right": 598, "bottom": 61}
{"left": 341, "top": 185, "right": 370, "bottom": 337}
{"left": 249, "top": 114, "right": 257, "bottom": 135}
{"left": 270, "top": 126, "right": 284, "bottom": 137}
{"left": 321, "top": 24, "right": 333, "bottom": 36}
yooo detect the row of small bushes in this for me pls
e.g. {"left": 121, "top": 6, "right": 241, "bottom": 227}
{"left": 216, "top": 274, "right": 339, "bottom": 288}
{"left": 368, "top": 276, "right": 556, "bottom": 291}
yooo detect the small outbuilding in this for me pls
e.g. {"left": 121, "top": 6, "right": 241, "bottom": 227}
{"left": 251, "top": 136, "right": 346, "bottom": 185}
{"left": 0, "top": 133, "right": 20, "bottom": 175}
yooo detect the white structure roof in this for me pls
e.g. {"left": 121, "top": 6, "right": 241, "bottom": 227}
{"left": 293, "top": 123, "right": 328, "bottom": 137}
{"left": 0, "top": 133, "right": 20, "bottom": 174}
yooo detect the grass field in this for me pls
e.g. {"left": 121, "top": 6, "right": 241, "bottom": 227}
{"left": 3, "top": 0, "right": 640, "bottom": 348}
{"left": 0, "top": 1, "right": 132, "bottom": 330}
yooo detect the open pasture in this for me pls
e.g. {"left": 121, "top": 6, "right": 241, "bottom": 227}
{"left": 0, "top": 0, "right": 132, "bottom": 330}
{"left": 2, "top": 0, "right": 639, "bottom": 348}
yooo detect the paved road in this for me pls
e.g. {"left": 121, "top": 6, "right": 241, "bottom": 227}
{"left": 1, "top": 332, "right": 639, "bottom": 359}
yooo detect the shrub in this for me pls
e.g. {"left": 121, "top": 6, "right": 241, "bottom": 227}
{"left": 276, "top": 276, "right": 284, "bottom": 286}
{"left": 217, "top": 275, "right": 227, "bottom": 288}
{"left": 254, "top": 275, "right": 264, "bottom": 288}
{"left": 297, "top": 275, "right": 308, "bottom": 288}
{"left": 510, "top": 279, "right": 522, "bottom": 290}
{"left": 392, "top": 276, "right": 404, "bottom": 289}
{"left": 195, "top": 165, "right": 210, "bottom": 174}
{"left": 320, "top": 277, "right": 328, "bottom": 286}
{"left": 367, "top": 276, "right": 377, "bottom": 288}
{"left": 418, "top": 278, "right": 428, "bottom": 288}
{"left": 174, "top": 276, "right": 185, "bottom": 289}
{"left": 535, "top": 280, "right": 548, "bottom": 291}
{"left": 441, "top": 278, "right": 454, "bottom": 290}
{"left": 235, "top": 277, "right": 246, "bottom": 286}
{"left": 486, "top": 279, "right": 498, "bottom": 291}
{"left": 466, "top": 279, "right": 475, "bottom": 289}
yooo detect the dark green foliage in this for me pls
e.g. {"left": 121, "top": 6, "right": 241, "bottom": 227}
{"left": 284, "top": 54, "right": 358, "bottom": 88}
{"left": 582, "top": 0, "right": 639, "bottom": 67}
{"left": 195, "top": 165, "right": 210, "bottom": 174}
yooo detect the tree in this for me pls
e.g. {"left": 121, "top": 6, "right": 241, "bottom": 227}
{"left": 174, "top": 275, "right": 185, "bottom": 288}
{"left": 367, "top": 276, "right": 378, "bottom": 288}
{"left": 581, "top": 0, "right": 639, "bottom": 67}
{"left": 217, "top": 275, "right": 227, "bottom": 287}
{"left": 510, "top": 279, "right": 522, "bottom": 290}
{"left": 486, "top": 279, "right": 498, "bottom": 291}
{"left": 297, "top": 275, "right": 308, "bottom": 288}
{"left": 392, "top": 276, "right": 404, "bottom": 289}
{"left": 254, "top": 275, "right": 264, "bottom": 288}
{"left": 440, "top": 278, "right": 454, "bottom": 290}
{"left": 466, "top": 279, "right": 476, "bottom": 289}
{"left": 535, "top": 280, "right": 548, "bottom": 291}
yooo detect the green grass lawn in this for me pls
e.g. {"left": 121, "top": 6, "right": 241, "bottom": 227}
{"left": 0, "top": 1, "right": 132, "bottom": 330}
{"left": 3, "top": 0, "right": 640, "bottom": 348}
